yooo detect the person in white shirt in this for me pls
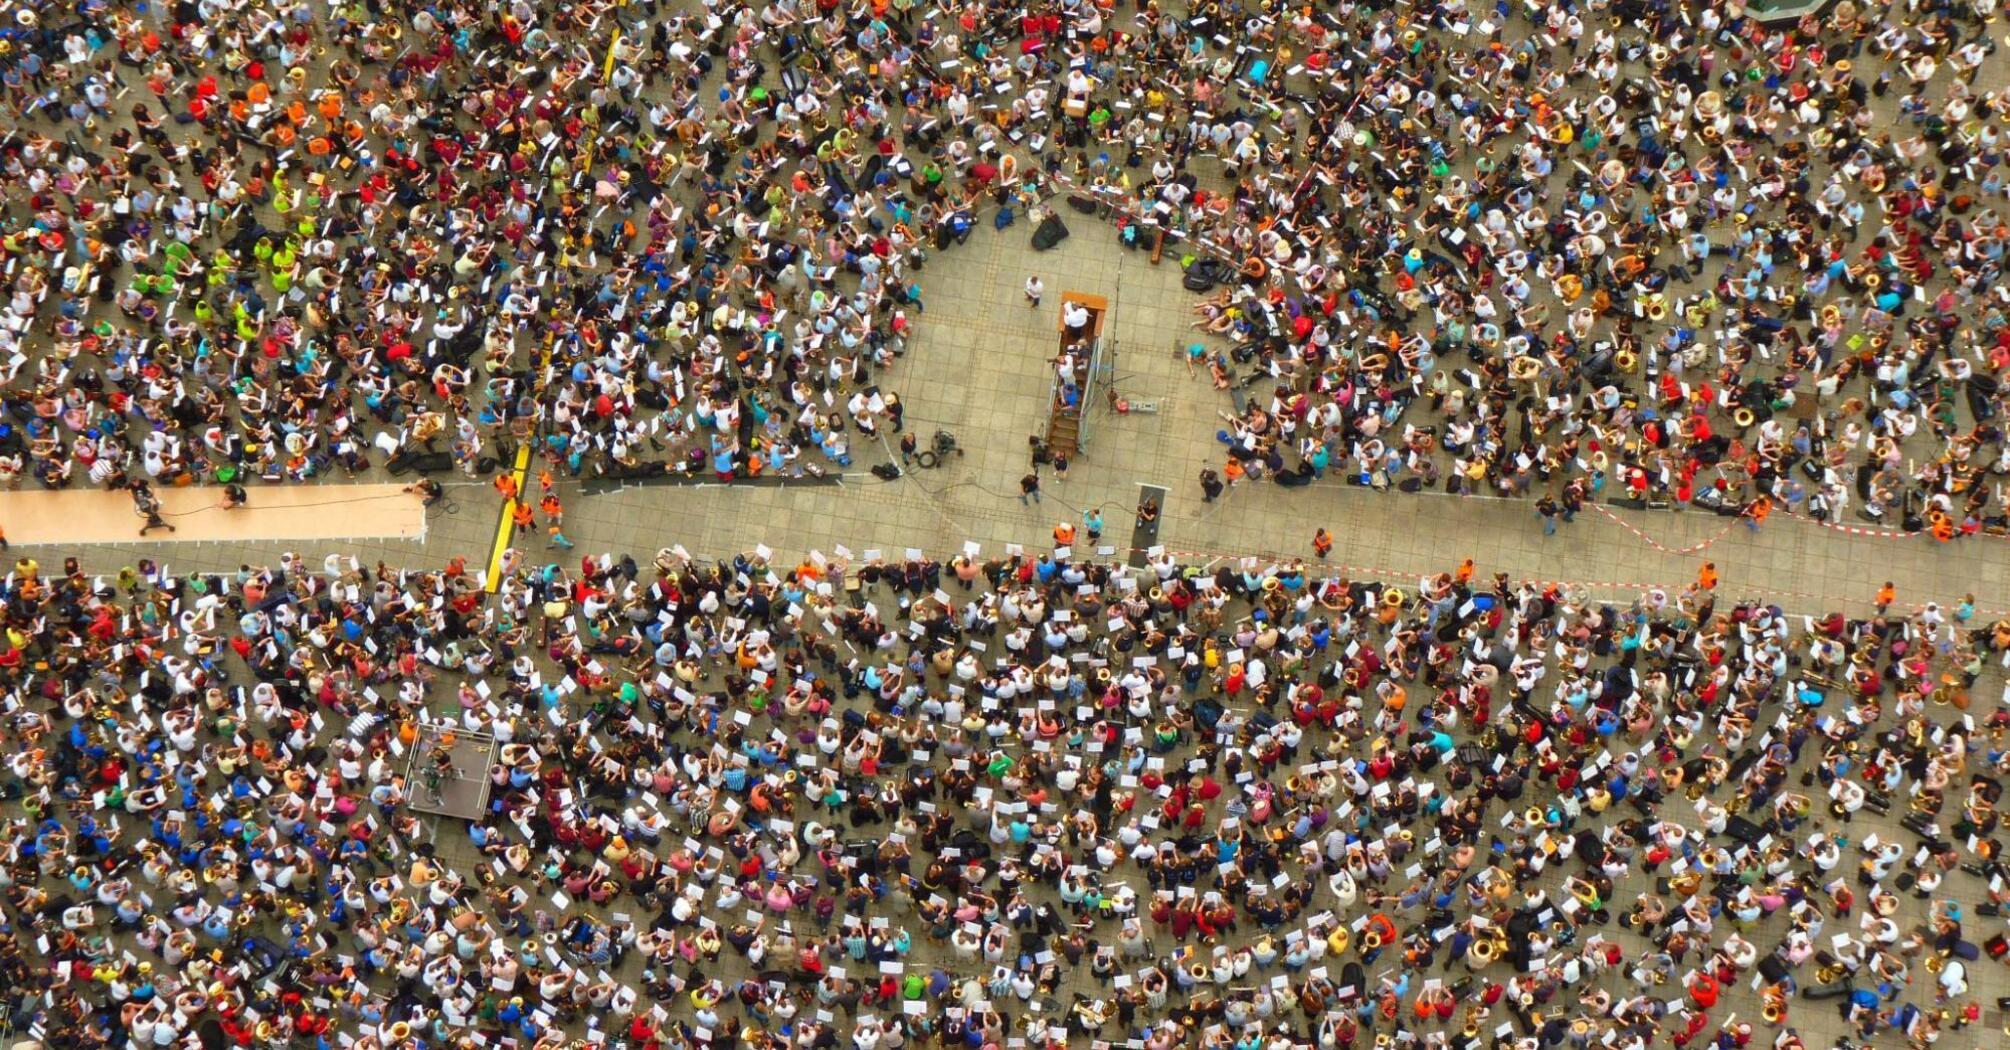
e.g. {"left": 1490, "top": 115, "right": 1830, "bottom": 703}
{"left": 1063, "top": 300, "right": 1090, "bottom": 337}
{"left": 1024, "top": 275, "right": 1042, "bottom": 307}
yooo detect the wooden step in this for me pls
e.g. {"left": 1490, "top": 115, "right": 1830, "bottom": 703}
{"left": 1046, "top": 414, "right": 1079, "bottom": 458}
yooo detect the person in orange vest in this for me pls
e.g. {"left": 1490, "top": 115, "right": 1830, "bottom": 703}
{"left": 1454, "top": 558, "right": 1474, "bottom": 586}
{"left": 1312, "top": 528, "right": 1333, "bottom": 560}
{"left": 539, "top": 494, "right": 574, "bottom": 550}
{"left": 1697, "top": 561, "right": 1719, "bottom": 592}
{"left": 511, "top": 501, "right": 535, "bottom": 536}
{"left": 1744, "top": 495, "right": 1771, "bottom": 532}
{"left": 495, "top": 472, "right": 519, "bottom": 502}
{"left": 1053, "top": 521, "right": 1076, "bottom": 548}
{"left": 1875, "top": 581, "right": 1896, "bottom": 615}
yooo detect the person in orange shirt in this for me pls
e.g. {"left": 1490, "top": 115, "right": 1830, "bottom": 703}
{"left": 1223, "top": 458, "right": 1246, "bottom": 488}
{"left": 538, "top": 494, "right": 575, "bottom": 549}
{"left": 1744, "top": 495, "right": 1771, "bottom": 532}
{"left": 1697, "top": 562, "right": 1719, "bottom": 592}
{"left": 1053, "top": 522, "right": 1075, "bottom": 548}
{"left": 495, "top": 473, "right": 519, "bottom": 502}
{"left": 1312, "top": 528, "right": 1333, "bottom": 559}
{"left": 1454, "top": 558, "right": 1474, "bottom": 585}
{"left": 1875, "top": 582, "right": 1896, "bottom": 616}
{"left": 511, "top": 501, "right": 535, "bottom": 536}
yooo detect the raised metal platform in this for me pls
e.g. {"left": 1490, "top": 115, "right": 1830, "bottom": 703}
{"left": 404, "top": 723, "right": 498, "bottom": 820}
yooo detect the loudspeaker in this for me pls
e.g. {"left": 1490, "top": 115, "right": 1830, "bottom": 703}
{"left": 1724, "top": 815, "right": 1764, "bottom": 846}
{"left": 385, "top": 450, "right": 454, "bottom": 476}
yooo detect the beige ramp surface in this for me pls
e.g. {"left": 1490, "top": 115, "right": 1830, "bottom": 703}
{"left": 1, "top": 483, "right": 426, "bottom": 546}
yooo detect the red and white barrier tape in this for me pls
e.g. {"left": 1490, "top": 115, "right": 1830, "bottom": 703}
{"left": 1589, "top": 503, "right": 1740, "bottom": 556}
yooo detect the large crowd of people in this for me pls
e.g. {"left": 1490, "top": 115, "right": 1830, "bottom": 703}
{"left": 0, "top": 0, "right": 2002, "bottom": 526}
{"left": 5, "top": 0, "right": 2010, "bottom": 1044}
{"left": 0, "top": 543, "right": 2006, "bottom": 1050}
{"left": 1146, "top": 2, "right": 2010, "bottom": 535}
